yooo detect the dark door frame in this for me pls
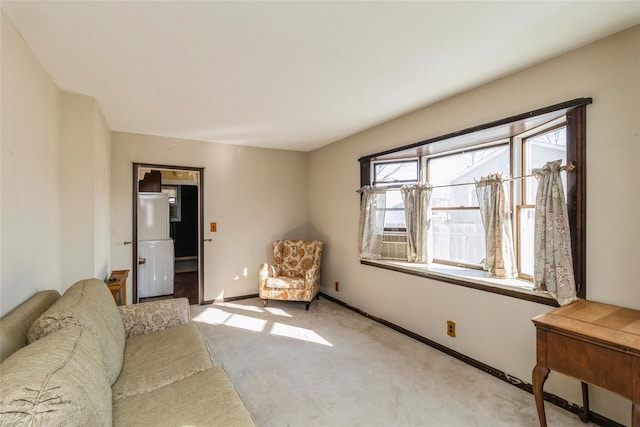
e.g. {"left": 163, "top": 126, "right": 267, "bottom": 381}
{"left": 132, "top": 163, "right": 205, "bottom": 304}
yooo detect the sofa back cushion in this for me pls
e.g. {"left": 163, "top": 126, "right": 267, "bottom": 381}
{"left": 0, "top": 326, "right": 112, "bottom": 426}
{"left": 27, "top": 279, "right": 125, "bottom": 385}
{"left": 0, "top": 290, "right": 60, "bottom": 362}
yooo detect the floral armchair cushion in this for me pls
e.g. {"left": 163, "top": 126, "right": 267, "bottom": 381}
{"left": 259, "top": 240, "right": 323, "bottom": 309}
{"left": 273, "top": 240, "right": 321, "bottom": 277}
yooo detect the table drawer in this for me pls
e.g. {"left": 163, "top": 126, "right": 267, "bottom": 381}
{"left": 545, "top": 331, "right": 633, "bottom": 398}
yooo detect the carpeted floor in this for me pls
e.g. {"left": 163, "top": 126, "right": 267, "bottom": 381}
{"left": 191, "top": 297, "right": 596, "bottom": 427}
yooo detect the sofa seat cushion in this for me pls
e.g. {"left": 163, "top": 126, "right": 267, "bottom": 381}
{"left": 27, "top": 279, "right": 125, "bottom": 385}
{"left": 112, "top": 322, "right": 215, "bottom": 401}
{"left": 113, "top": 367, "right": 255, "bottom": 427}
{"left": 0, "top": 326, "right": 112, "bottom": 426}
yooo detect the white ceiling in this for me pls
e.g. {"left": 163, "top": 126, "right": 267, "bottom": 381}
{"left": 2, "top": 1, "right": 639, "bottom": 152}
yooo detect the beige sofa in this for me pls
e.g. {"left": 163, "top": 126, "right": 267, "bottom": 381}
{"left": 0, "top": 279, "right": 255, "bottom": 426}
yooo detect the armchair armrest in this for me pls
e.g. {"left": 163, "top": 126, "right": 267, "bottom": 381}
{"left": 259, "top": 263, "right": 279, "bottom": 288}
{"left": 118, "top": 298, "right": 190, "bottom": 338}
{"left": 305, "top": 265, "right": 320, "bottom": 287}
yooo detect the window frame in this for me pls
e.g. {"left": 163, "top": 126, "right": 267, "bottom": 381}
{"left": 371, "top": 158, "right": 420, "bottom": 186}
{"left": 371, "top": 157, "right": 420, "bottom": 232}
{"left": 358, "top": 98, "right": 590, "bottom": 306}
{"left": 515, "top": 120, "right": 568, "bottom": 279}
{"left": 426, "top": 141, "right": 510, "bottom": 269}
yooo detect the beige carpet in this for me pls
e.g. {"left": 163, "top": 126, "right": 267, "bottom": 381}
{"left": 191, "top": 297, "right": 595, "bottom": 427}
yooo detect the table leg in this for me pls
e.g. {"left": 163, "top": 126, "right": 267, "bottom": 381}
{"left": 580, "top": 382, "right": 589, "bottom": 423}
{"left": 533, "top": 364, "right": 550, "bottom": 427}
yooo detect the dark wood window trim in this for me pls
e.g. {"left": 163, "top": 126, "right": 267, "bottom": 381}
{"left": 362, "top": 259, "right": 559, "bottom": 306}
{"left": 565, "top": 106, "right": 587, "bottom": 300}
{"left": 359, "top": 98, "right": 591, "bottom": 306}
{"left": 358, "top": 98, "right": 592, "bottom": 162}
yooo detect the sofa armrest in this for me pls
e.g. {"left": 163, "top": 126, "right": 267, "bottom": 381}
{"left": 0, "top": 290, "right": 60, "bottom": 362}
{"left": 118, "top": 298, "right": 190, "bottom": 338}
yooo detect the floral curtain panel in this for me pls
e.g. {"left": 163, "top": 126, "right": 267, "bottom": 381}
{"left": 475, "top": 173, "right": 518, "bottom": 278}
{"left": 533, "top": 161, "right": 578, "bottom": 306}
{"left": 400, "top": 183, "right": 433, "bottom": 263}
{"left": 358, "top": 186, "right": 387, "bottom": 260}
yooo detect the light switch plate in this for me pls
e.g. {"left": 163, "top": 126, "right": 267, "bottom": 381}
{"left": 210, "top": 222, "right": 217, "bottom": 232}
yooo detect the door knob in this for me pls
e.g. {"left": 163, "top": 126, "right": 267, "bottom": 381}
{"left": 138, "top": 258, "right": 146, "bottom": 265}
{"left": 204, "top": 239, "right": 212, "bottom": 242}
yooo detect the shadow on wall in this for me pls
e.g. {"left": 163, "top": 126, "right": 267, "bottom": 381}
{"left": 264, "top": 222, "right": 312, "bottom": 260}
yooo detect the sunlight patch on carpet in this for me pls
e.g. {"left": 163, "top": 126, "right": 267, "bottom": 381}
{"left": 270, "top": 322, "right": 333, "bottom": 346}
{"left": 193, "top": 308, "right": 266, "bottom": 332}
{"left": 218, "top": 302, "right": 264, "bottom": 313}
{"left": 264, "top": 307, "right": 292, "bottom": 318}
{"left": 192, "top": 307, "right": 232, "bottom": 325}
{"left": 224, "top": 314, "right": 267, "bottom": 332}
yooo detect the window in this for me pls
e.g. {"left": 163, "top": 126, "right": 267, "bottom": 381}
{"left": 517, "top": 122, "right": 567, "bottom": 279}
{"left": 371, "top": 159, "right": 419, "bottom": 231}
{"left": 358, "top": 98, "right": 590, "bottom": 305}
{"left": 429, "top": 143, "right": 510, "bottom": 268}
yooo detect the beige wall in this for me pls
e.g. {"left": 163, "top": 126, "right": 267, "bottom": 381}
{"left": 60, "top": 92, "right": 112, "bottom": 286}
{"left": 93, "top": 103, "right": 112, "bottom": 280}
{"left": 111, "top": 132, "right": 309, "bottom": 303}
{"left": 1, "top": 12, "right": 61, "bottom": 315}
{"left": 60, "top": 93, "right": 94, "bottom": 285}
{"left": 308, "top": 26, "right": 639, "bottom": 425}
{"left": 1, "top": 12, "right": 112, "bottom": 316}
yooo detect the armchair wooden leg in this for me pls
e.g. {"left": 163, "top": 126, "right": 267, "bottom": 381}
{"left": 316, "top": 293, "right": 320, "bottom": 300}
{"left": 262, "top": 299, "right": 268, "bottom": 307}
{"left": 305, "top": 302, "right": 310, "bottom": 311}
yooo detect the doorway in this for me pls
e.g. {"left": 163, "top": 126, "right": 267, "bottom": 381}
{"left": 132, "top": 164, "right": 204, "bottom": 305}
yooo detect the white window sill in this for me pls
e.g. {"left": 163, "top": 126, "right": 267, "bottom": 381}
{"left": 361, "top": 259, "right": 557, "bottom": 306}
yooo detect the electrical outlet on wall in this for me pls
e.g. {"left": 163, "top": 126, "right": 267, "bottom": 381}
{"left": 447, "top": 320, "right": 456, "bottom": 337}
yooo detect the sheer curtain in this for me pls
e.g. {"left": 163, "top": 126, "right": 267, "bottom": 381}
{"left": 358, "top": 186, "right": 387, "bottom": 260}
{"left": 400, "top": 183, "right": 433, "bottom": 263}
{"left": 475, "top": 173, "right": 518, "bottom": 278}
{"left": 533, "top": 161, "right": 578, "bottom": 305}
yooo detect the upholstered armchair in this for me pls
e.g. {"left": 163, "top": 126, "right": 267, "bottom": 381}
{"left": 259, "top": 240, "right": 323, "bottom": 311}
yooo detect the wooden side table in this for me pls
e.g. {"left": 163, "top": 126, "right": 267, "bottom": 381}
{"left": 106, "top": 269, "right": 129, "bottom": 306}
{"left": 532, "top": 300, "right": 640, "bottom": 426}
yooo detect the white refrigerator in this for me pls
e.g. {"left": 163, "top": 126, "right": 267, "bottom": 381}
{"left": 137, "top": 193, "right": 174, "bottom": 298}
